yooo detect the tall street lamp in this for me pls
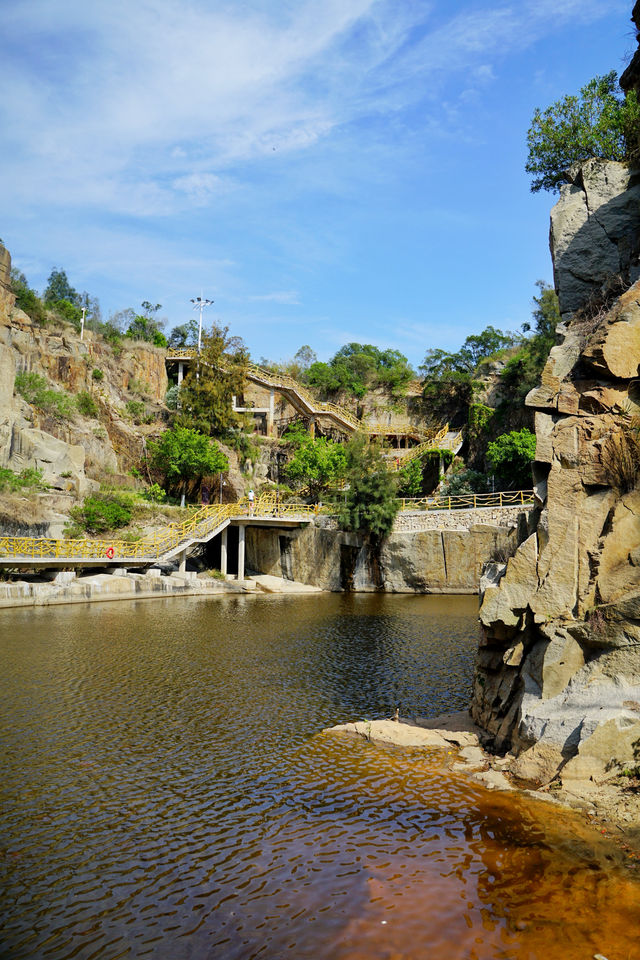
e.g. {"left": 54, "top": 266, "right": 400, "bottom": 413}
{"left": 190, "top": 295, "right": 214, "bottom": 353}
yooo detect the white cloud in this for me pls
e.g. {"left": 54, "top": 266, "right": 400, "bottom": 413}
{"left": 0, "top": 0, "right": 623, "bottom": 222}
{"left": 248, "top": 291, "right": 301, "bottom": 305}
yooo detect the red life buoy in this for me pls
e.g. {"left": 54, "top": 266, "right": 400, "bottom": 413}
{"left": 105, "top": 547, "right": 115, "bottom": 559}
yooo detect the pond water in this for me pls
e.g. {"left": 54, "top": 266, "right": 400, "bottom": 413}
{"left": 0, "top": 593, "right": 638, "bottom": 960}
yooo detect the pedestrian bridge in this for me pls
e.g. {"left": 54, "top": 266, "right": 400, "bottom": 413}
{"left": 0, "top": 497, "right": 316, "bottom": 577}
{"left": 166, "top": 349, "right": 463, "bottom": 451}
{"left": 0, "top": 490, "right": 533, "bottom": 576}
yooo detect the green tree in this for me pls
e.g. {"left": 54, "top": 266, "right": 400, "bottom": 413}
{"left": 149, "top": 425, "right": 228, "bottom": 506}
{"left": 338, "top": 434, "right": 399, "bottom": 541}
{"left": 124, "top": 303, "right": 167, "bottom": 347}
{"left": 396, "top": 455, "right": 423, "bottom": 498}
{"left": 525, "top": 71, "right": 640, "bottom": 193}
{"left": 10, "top": 268, "right": 47, "bottom": 324}
{"left": 500, "top": 282, "right": 560, "bottom": 406}
{"left": 44, "top": 268, "right": 80, "bottom": 306}
{"left": 420, "top": 325, "right": 518, "bottom": 421}
{"left": 177, "top": 324, "right": 248, "bottom": 436}
{"left": 486, "top": 429, "right": 536, "bottom": 488}
{"left": 307, "top": 343, "right": 414, "bottom": 399}
{"left": 285, "top": 435, "right": 347, "bottom": 498}
{"left": 168, "top": 319, "right": 198, "bottom": 348}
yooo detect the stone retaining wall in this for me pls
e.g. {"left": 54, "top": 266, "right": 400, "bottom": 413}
{"left": 246, "top": 509, "right": 534, "bottom": 593}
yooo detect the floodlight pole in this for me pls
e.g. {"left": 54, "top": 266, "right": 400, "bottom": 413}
{"left": 190, "top": 294, "right": 214, "bottom": 354}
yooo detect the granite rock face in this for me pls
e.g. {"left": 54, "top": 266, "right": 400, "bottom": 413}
{"left": 0, "top": 243, "right": 169, "bottom": 495}
{"left": 472, "top": 166, "right": 640, "bottom": 785}
{"left": 620, "top": 2, "right": 640, "bottom": 99}
{"left": 549, "top": 160, "right": 640, "bottom": 321}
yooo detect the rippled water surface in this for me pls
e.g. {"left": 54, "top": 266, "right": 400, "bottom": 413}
{"left": 1, "top": 593, "right": 639, "bottom": 960}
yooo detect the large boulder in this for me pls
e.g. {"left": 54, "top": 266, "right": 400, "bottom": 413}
{"left": 549, "top": 160, "right": 640, "bottom": 320}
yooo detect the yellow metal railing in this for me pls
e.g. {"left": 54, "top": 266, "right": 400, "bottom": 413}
{"left": 0, "top": 490, "right": 534, "bottom": 563}
{"left": 0, "top": 496, "right": 317, "bottom": 564}
{"left": 166, "top": 350, "right": 453, "bottom": 444}
{"left": 396, "top": 490, "right": 534, "bottom": 512}
{"left": 388, "top": 429, "right": 464, "bottom": 469}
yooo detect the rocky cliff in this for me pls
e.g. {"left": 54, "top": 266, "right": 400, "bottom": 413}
{"left": 471, "top": 161, "right": 640, "bottom": 785}
{"left": 0, "top": 242, "right": 169, "bottom": 509}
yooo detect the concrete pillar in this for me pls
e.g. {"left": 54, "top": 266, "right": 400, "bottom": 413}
{"left": 178, "top": 362, "right": 184, "bottom": 385}
{"left": 179, "top": 549, "right": 187, "bottom": 573}
{"left": 308, "top": 416, "right": 316, "bottom": 438}
{"left": 220, "top": 526, "right": 228, "bottom": 577}
{"left": 237, "top": 524, "right": 245, "bottom": 581}
{"left": 268, "top": 389, "right": 275, "bottom": 436}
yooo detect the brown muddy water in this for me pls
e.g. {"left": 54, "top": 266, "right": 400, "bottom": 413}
{"left": 0, "top": 593, "right": 638, "bottom": 960}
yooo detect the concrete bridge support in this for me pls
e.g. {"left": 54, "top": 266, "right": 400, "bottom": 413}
{"left": 220, "top": 526, "right": 228, "bottom": 577}
{"left": 268, "top": 389, "right": 275, "bottom": 437}
{"left": 237, "top": 524, "right": 246, "bottom": 581}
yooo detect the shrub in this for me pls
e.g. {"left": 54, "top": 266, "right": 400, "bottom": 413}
{"left": 165, "top": 383, "right": 180, "bottom": 410}
{"left": 12, "top": 281, "right": 47, "bottom": 324}
{"left": 49, "top": 298, "right": 83, "bottom": 331}
{"left": 0, "top": 466, "right": 47, "bottom": 492}
{"left": 69, "top": 493, "right": 133, "bottom": 533}
{"left": 126, "top": 399, "right": 146, "bottom": 419}
{"left": 14, "top": 371, "right": 76, "bottom": 420}
{"left": 142, "top": 482, "right": 167, "bottom": 503}
{"left": 76, "top": 391, "right": 99, "bottom": 418}
{"left": 440, "top": 466, "right": 489, "bottom": 497}
{"left": 92, "top": 368, "right": 104, "bottom": 381}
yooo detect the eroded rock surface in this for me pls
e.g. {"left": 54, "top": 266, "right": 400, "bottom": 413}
{"left": 472, "top": 162, "right": 640, "bottom": 787}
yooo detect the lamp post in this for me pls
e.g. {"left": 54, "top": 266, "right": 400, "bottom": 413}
{"left": 190, "top": 294, "right": 214, "bottom": 353}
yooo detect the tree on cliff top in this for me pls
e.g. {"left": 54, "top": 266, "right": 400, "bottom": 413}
{"left": 525, "top": 71, "right": 640, "bottom": 193}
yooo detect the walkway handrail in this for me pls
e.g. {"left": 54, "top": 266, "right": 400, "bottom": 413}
{"left": 0, "top": 497, "right": 317, "bottom": 564}
{"left": 388, "top": 430, "right": 463, "bottom": 469}
{"left": 166, "top": 350, "right": 451, "bottom": 444}
{"left": 0, "top": 491, "right": 534, "bottom": 563}
{"left": 396, "top": 490, "right": 534, "bottom": 511}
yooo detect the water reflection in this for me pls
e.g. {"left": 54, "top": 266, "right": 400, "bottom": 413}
{"left": 0, "top": 594, "right": 638, "bottom": 960}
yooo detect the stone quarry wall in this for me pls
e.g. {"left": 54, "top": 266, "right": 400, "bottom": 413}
{"left": 549, "top": 159, "right": 640, "bottom": 322}
{"left": 472, "top": 160, "right": 640, "bottom": 786}
{"left": 246, "top": 509, "right": 531, "bottom": 593}
{"left": 0, "top": 252, "right": 169, "bottom": 493}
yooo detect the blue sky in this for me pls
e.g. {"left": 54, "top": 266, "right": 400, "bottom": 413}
{"left": 0, "top": 0, "right": 634, "bottom": 368}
